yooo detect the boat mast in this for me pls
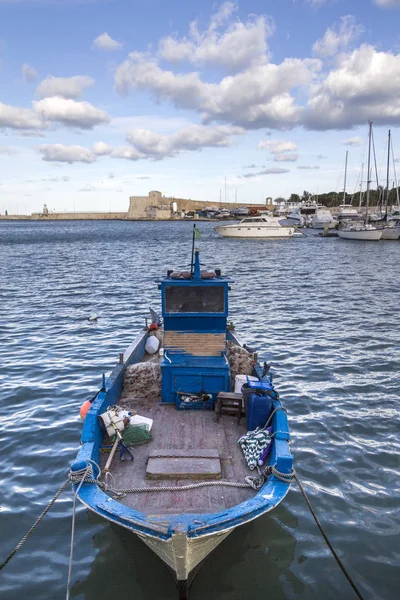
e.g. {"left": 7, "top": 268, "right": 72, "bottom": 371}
{"left": 359, "top": 162, "right": 364, "bottom": 208}
{"left": 385, "top": 130, "right": 391, "bottom": 220}
{"left": 343, "top": 150, "right": 348, "bottom": 204}
{"left": 390, "top": 134, "right": 400, "bottom": 210}
{"left": 365, "top": 121, "right": 373, "bottom": 222}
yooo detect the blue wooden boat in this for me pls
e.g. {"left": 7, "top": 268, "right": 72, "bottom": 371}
{"left": 70, "top": 247, "right": 293, "bottom": 599}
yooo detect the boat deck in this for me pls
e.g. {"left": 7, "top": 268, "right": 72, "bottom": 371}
{"left": 99, "top": 393, "right": 255, "bottom": 514}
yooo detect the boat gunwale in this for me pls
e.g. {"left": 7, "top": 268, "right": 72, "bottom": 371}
{"left": 73, "top": 329, "right": 292, "bottom": 541}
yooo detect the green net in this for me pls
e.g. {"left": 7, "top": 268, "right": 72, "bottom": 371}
{"left": 111, "top": 424, "right": 151, "bottom": 446}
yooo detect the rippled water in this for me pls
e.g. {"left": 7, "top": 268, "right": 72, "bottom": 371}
{"left": 0, "top": 220, "right": 399, "bottom": 600}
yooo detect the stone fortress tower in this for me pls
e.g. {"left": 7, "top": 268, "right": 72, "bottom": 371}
{"left": 127, "top": 190, "right": 218, "bottom": 219}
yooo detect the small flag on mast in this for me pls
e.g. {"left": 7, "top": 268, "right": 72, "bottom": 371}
{"left": 194, "top": 226, "right": 201, "bottom": 239}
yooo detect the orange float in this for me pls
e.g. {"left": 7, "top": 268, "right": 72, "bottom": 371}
{"left": 79, "top": 400, "right": 91, "bottom": 421}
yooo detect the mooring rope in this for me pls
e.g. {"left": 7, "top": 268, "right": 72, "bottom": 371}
{"left": 0, "top": 479, "right": 69, "bottom": 572}
{"left": 294, "top": 472, "right": 365, "bottom": 600}
{"left": 65, "top": 462, "right": 93, "bottom": 600}
{"left": 0, "top": 459, "right": 365, "bottom": 600}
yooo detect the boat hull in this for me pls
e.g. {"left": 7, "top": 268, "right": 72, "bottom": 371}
{"left": 337, "top": 229, "right": 382, "bottom": 241}
{"left": 73, "top": 330, "right": 293, "bottom": 595}
{"left": 311, "top": 220, "right": 337, "bottom": 230}
{"left": 215, "top": 226, "right": 294, "bottom": 238}
{"left": 138, "top": 528, "right": 232, "bottom": 583}
{"left": 381, "top": 227, "right": 400, "bottom": 240}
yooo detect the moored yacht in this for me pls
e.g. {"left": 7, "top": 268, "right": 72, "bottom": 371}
{"left": 214, "top": 215, "right": 295, "bottom": 238}
{"left": 337, "top": 204, "right": 362, "bottom": 221}
{"left": 311, "top": 208, "right": 337, "bottom": 229}
{"left": 381, "top": 221, "right": 400, "bottom": 240}
{"left": 337, "top": 122, "right": 383, "bottom": 242}
{"left": 337, "top": 222, "right": 382, "bottom": 241}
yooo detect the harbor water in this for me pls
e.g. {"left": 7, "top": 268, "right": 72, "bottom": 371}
{"left": 0, "top": 220, "right": 399, "bottom": 600}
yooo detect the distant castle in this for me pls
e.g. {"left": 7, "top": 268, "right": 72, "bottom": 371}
{"left": 127, "top": 190, "right": 217, "bottom": 219}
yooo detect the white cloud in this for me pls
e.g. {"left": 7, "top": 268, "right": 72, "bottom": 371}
{"left": 92, "top": 32, "right": 122, "bottom": 51}
{"left": 38, "top": 144, "right": 96, "bottom": 164}
{"left": 42, "top": 176, "right": 70, "bottom": 182}
{"left": 33, "top": 97, "right": 110, "bottom": 128}
{"left": 313, "top": 15, "right": 364, "bottom": 58}
{"left": 115, "top": 53, "right": 321, "bottom": 129}
{"left": 258, "top": 139, "right": 297, "bottom": 153}
{"left": 92, "top": 141, "right": 113, "bottom": 155}
{"left": 373, "top": 0, "right": 400, "bottom": 7}
{"left": 36, "top": 75, "right": 94, "bottom": 99}
{"left": 306, "top": 0, "right": 329, "bottom": 7}
{"left": 297, "top": 165, "right": 320, "bottom": 170}
{"left": 0, "top": 101, "right": 43, "bottom": 130}
{"left": 159, "top": 3, "right": 273, "bottom": 72}
{"left": 35, "top": 124, "right": 238, "bottom": 164}
{"left": 342, "top": 136, "right": 363, "bottom": 146}
{"left": 0, "top": 146, "right": 18, "bottom": 155}
{"left": 305, "top": 44, "right": 400, "bottom": 129}
{"left": 274, "top": 153, "right": 298, "bottom": 162}
{"left": 242, "top": 167, "right": 290, "bottom": 178}
{"left": 125, "top": 124, "right": 242, "bottom": 159}
{"left": 111, "top": 146, "right": 144, "bottom": 161}
{"left": 22, "top": 63, "right": 38, "bottom": 82}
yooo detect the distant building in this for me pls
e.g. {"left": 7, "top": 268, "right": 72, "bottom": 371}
{"left": 128, "top": 190, "right": 204, "bottom": 219}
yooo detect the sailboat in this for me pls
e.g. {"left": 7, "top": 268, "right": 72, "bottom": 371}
{"left": 338, "top": 122, "right": 383, "bottom": 241}
{"left": 337, "top": 151, "right": 361, "bottom": 222}
{"left": 380, "top": 130, "right": 400, "bottom": 240}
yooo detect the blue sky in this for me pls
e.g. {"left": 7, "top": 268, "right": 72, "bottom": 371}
{"left": 1, "top": 0, "right": 400, "bottom": 214}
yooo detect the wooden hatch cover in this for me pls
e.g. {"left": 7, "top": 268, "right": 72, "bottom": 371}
{"left": 146, "top": 448, "right": 221, "bottom": 480}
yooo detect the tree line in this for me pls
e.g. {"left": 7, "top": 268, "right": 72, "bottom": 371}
{"left": 274, "top": 187, "right": 400, "bottom": 208}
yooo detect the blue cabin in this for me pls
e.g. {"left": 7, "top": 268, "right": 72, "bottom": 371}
{"left": 160, "top": 249, "right": 231, "bottom": 408}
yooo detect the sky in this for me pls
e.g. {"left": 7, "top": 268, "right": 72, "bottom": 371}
{"left": 1, "top": 0, "right": 400, "bottom": 214}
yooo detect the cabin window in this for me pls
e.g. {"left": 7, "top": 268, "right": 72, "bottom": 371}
{"left": 165, "top": 286, "right": 225, "bottom": 313}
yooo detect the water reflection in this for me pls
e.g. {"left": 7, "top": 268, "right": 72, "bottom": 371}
{"left": 72, "top": 505, "right": 301, "bottom": 600}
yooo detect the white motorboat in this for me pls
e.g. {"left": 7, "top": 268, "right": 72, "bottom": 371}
{"left": 214, "top": 216, "right": 295, "bottom": 238}
{"left": 286, "top": 208, "right": 304, "bottom": 227}
{"left": 311, "top": 208, "right": 337, "bottom": 229}
{"left": 337, "top": 204, "right": 362, "bottom": 221}
{"left": 232, "top": 207, "right": 249, "bottom": 216}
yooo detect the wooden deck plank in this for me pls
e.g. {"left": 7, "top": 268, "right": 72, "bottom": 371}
{"left": 146, "top": 456, "right": 221, "bottom": 480}
{"left": 100, "top": 391, "right": 254, "bottom": 514}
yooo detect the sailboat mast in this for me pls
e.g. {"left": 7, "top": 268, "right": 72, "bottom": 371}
{"left": 385, "top": 130, "right": 391, "bottom": 219}
{"left": 343, "top": 150, "right": 348, "bottom": 203}
{"left": 359, "top": 163, "right": 364, "bottom": 208}
{"left": 366, "top": 121, "right": 373, "bottom": 221}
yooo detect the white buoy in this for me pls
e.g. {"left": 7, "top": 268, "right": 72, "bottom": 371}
{"left": 88, "top": 314, "right": 98, "bottom": 322}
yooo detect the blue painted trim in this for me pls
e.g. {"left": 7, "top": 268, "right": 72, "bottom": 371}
{"left": 72, "top": 338, "right": 293, "bottom": 542}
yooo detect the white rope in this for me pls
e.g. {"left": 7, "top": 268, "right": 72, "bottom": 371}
{"left": 66, "top": 461, "right": 99, "bottom": 600}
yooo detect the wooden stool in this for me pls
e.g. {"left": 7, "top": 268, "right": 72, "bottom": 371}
{"left": 216, "top": 392, "right": 243, "bottom": 424}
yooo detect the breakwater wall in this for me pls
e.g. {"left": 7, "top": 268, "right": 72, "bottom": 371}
{"left": 0, "top": 212, "right": 128, "bottom": 221}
